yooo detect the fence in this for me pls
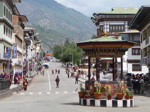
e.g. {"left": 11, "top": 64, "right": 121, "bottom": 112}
{"left": 0, "top": 79, "right": 11, "bottom": 92}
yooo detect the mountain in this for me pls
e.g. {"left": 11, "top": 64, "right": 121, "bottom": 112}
{"left": 17, "top": 0, "right": 96, "bottom": 51}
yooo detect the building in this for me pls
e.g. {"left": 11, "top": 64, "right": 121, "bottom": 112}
{"left": 11, "top": 4, "right": 28, "bottom": 75}
{"left": 23, "top": 27, "right": 42, "bottom": 77}
{"left": 129, "top": 6, "right": 150, "bottom": 73}
{"left": 90, "top": 7, "right": 148, "bottom": 76}
{"left": 0, "top": 0, "right": 17, "bottom": 74}
{"left": 120, "top": 30, "right": 148, "bottom": 74}
{"left": 91, "top": 7, "right": 139, "bottom": 37}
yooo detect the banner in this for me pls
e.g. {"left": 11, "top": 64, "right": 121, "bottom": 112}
{"left": 13, "top": 45, "right": 17, "bottom": 58}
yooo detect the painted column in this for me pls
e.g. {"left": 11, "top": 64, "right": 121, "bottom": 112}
{"left": 96, "top": 57, "right": 100, "bottom": 81}
{"left": 121, "top": 57, "right": 123, "bottom": 80}
{"left": 113, "top": 58, "right": 115, "bottom": 81}
{"left": 88, "top": 56, "right": 91, "bottom": 81}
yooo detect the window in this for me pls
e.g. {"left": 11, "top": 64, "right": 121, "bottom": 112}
{"left": 132, "top": 64, "right": 141, "bottom": 71}
{"left": 132, "top": 48, "right": 140, "bottom": 55}
{"left": 4, "top": 6, "right": 5, "bottom": 16}
{"left": 4, "top": 25, "right": 5, "bottom": 34}
{"left": 109, "top": 25, "right": 125, "bottom": 32}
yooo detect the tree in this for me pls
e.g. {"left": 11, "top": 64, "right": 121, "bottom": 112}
{"left": 64, "top": 38, "right": 70, "bottom": 45}
{"left": 53, "top": 43, "right": 83, "bottom": 65}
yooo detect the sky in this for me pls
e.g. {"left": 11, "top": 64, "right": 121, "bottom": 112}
{"left": 54, "top": 0, "right": 150, "bottom": 16}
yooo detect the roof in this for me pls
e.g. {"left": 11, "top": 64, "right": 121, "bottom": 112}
{"left": 77, "top": 36, "right": 132, "bottom": 44}
{"left": 129, "top": 6, "right": 150, "bottom": 30}
{"left": 120, "top": 30, "right": 140, "bottom": 34}
{"left": 96, "top": 7, "right": 139, "bottom": 15}
{"left": 19, "top": 15, "right": 28, "bottom": 22}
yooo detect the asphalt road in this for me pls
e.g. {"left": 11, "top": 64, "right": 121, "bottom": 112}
{"left": 0, "top": 61, "right": 150, "bottom": 112}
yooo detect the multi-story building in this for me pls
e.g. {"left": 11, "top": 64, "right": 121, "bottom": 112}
{"left": 91, "top": 7, "right": 139, "bottom": 37}
{"left": 90, "top": 7, "right": 148, "bottom": 77}
{"left": 23, "top": 27, "right": 42, "bottom": 77}
{"left": 120, "top": 30, "right": 148, "bottom": 74}
{"left": 0, "top": 0, "right": 15, "bottom": 74}
{"left": 11, "top": 4, "right": 28, "bottom": 75}
{"left": 129, "top": 6, "right": 150, "bottom": 73}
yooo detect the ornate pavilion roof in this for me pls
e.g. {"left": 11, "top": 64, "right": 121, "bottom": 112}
{"left": 76, "top": 36, "right": 135, "bottom": 58}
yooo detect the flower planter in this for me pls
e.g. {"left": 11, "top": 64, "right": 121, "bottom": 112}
{"left": 130, "top": 95, "right": 133, "bottom": 99}
{"left": 94, "top": 92, "right": 102, "bottom": 99}
{"left": 125, "top": 95, "right": 130, "bottom": 100}
{"left": 107, "top": 95, "right": 112, "bottom": 100}
{"left": 85, "top": 95, "right": 90, "bottom": 99}
{"left": 78, "top": 92, "right": 85, "bottom": 98}
{"left": 117, "top": 93, "right": 124, "bottom": 100}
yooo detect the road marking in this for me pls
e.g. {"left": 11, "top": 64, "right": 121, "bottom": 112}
{"left": 20, "top": 93, "right": 24, "bottom": 95}
{"left": 29, "top": 92, "right": 33, "bottom": 95}
{"left": 38, "top": 92, "right": 42, "bottom": 95}
{"left": 12, "top": 92, "right": 17, "bottom": 95}
{"left": 47, "top": 92, "right": 51, "bottom": 94}
{"left": 64, "top": 91, "right": 68, "bottom": 93}
{"left": 56, "top": 92, "right": 59, "bottom": 94}
{"left": 47, "top": 70, "right": 51, "bottom": 91}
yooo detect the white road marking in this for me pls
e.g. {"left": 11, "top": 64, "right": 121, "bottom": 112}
{"left": 64, "top": 91, "right": 68, "bottom": 93}
{"left": 56, "top": 92, "right": 59, "bottom": 94}
{"left": 47, "top": 92, "right": 51, "bottom": 94}
{"left": 29, "top": 92, "right": 33, "bottom": 95}
{"left": 20, "top": 93, "right": 24, "bottom": 95}
{"left": 47, "top": 70, "right": 51, "bottom": 91}
{"left": 38, "top": 92, "right": 42, "bottom": 95}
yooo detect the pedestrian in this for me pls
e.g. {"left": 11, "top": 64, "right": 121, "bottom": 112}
{"left": 52, "top": 69, "right": 54, "bottom": 75}
{"left": 58, "top": 69, "right": 60, "bottom": 74}
{"left": 55, "top": 69, "right": 57, "bottom": 74}
{"left": 55, "top": 76, "right": 60, "bottom": 88}
{"left": 23, "top": 76, "right": 28, "bottom": 91}
{"left": 75, "top": 75, "right": 78, "bottom": 84}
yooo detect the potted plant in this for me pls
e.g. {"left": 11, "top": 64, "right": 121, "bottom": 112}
{"left": 129, "top": 92, "right": 134, "bottom": 99}
{"left": 107, "top": 92, "right": 112, "bottom": 100}
{"left": 117, "top": 81, "right": 125, "bottom": 100}
{"left": 94, "top": 81, "right": 102, "bottom": 99}
{"left": 84, "top": 90, "right": 91, "bottom": 99}
{"left": 78, "top": 83, "right": 86, "bottom": 98}
{"left": 125, "top": 88, "right": 131, "bottom": 100}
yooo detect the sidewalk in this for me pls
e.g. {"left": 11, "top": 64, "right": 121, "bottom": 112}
{"left": 0, "top": 77, "right": 34, "bottom": 100}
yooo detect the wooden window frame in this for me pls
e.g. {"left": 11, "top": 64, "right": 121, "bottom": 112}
{"left": 132, "top": 64, "right": 141, "bottom": 71}
{"left": 132, "top": 48, "right": 140, "bottom": 55}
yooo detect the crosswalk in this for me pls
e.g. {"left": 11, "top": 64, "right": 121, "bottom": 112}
{"left": 13, "top": 91, "right": 78, "bottom": 95}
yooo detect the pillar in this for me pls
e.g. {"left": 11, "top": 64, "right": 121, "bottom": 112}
{"left": 96, "top": 58, "right": 100, "bottom": 81}
{"left": 121, "top": 57, "right": 123, "bottom": 80}
{"left": 88, "top": 56, "right": 91, "bottom": 81}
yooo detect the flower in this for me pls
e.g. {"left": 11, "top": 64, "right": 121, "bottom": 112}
{"left": 79, "top": 82, "right": 86, "bottom": 93}
{"left": 94, "top": 81, "right": 101, "bottom": 93}
{"left": 85, "top": 90, "right": 90, "bottom": 95}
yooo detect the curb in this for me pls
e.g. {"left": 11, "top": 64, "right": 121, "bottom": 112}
{"left": 0, "top": 76, "right": 34, "bottom": 100}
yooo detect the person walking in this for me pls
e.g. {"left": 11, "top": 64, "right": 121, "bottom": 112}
{"left": 52, "top": 69, "right": 54, "bottom": 75}
{"left": 55, "top": 76, "right": 60, "bottom": 88}
{"left": 23, "top": 76, "right": 28, "bottom": 91}
{"left": 75, "top": 75, "right": 78, "bottom": 84}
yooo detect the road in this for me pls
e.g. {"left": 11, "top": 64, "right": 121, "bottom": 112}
{"left": 0, "top": 61, "right": 150, "bottom": 112}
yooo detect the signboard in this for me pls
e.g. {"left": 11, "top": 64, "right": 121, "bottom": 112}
{"left": 4, "top": 47, "right": 11, "bottom": 58}
{"left": 4, "top": 53, "right": 10, "bottom": 58}
{"left": 13, "top": 45, "right": 17, "bottom": 58}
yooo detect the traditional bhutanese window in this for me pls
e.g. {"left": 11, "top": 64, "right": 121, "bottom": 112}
{"left": 132, "top": 64, "right": 141, "bottom": 71}
{"left": 132, "top": 48, "right": 140, "bottom": 55}
{"left": 109, "top": 25, "right": 125, "bottom": 32}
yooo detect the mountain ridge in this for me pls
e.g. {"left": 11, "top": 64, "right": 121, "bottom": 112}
{"left": 17, "top": 0, "right": 96, "bottom": 51}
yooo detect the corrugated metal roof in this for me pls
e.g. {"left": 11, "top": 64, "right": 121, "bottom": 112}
{"left": 97, "top": 7, "right": 139, "bottom": 14}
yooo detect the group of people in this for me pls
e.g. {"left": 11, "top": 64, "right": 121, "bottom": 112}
{"left": 52, "top": 69, "right": 60, "bottom": 75}
{"left": 126, "top": 73, "right": 144, "bottom": 94}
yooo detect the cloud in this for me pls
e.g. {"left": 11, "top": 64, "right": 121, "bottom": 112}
{"left": 55, "top": 0, "right": 150, "bottom": 16}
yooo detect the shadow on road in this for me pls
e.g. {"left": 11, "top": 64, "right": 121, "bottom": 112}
{"left": 61, "top": 102, "right": 79, "bottom": 106}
